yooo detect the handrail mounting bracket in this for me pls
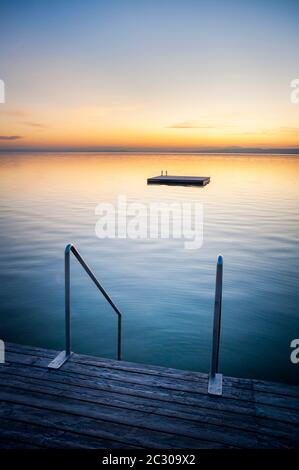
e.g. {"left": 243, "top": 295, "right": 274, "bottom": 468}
{"left": 48, "top": 351, "right": 73, "bottom": 370}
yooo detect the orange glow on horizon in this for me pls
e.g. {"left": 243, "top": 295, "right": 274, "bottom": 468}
{"left": 1, "top": 101, "right": 299, "bottom": 150}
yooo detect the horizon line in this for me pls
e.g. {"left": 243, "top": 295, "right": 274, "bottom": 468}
{"left": 1, "top": 146, "right": 299, "bottom": 155}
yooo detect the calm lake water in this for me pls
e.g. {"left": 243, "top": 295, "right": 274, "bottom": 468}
{"left": 0, "top": 152, "right": 298, "bottom": 385}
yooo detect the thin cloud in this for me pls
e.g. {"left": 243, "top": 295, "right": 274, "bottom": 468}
{"left": 167, "top": 120, "right": 234, "bottom": 129}
{"left": 0, "top": 135, "right": 23, "bottom": 140}
{"left": 244, "top": 127, "right": 299, "bottom": 136}
{"left": 1, "top": 109, "right": 30, "bottom": 117}
{"left": 21, "top": 121, "right": 48, "bottom": 129}
{"left": 167, "top": 122, "right": 299, "bottom": 137}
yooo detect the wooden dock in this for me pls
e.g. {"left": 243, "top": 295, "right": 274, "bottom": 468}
{"left": 147, "top": 175, "right": 210, "bottom": 186}
{"left": 0, "top": 343, "right": 298, "bottom": 449}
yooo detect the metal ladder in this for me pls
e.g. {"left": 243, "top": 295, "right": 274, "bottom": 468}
{"left": 48, "top": 245, "right": 223, "bottom": 396}
{"left": 48, "top": 244, "right": 122, "bottom": 369}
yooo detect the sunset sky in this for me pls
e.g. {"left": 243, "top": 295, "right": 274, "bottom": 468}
{"left": 0, "top": 0, "right": 298, "bottom": 151}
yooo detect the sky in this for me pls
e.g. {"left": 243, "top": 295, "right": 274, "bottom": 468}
{"left": 0, "top": 0, "right": 298, "bottom": 151}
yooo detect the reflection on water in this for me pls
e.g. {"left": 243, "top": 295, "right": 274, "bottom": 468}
{"left": 0, "top": 152, "right": 298, "bottom": 385}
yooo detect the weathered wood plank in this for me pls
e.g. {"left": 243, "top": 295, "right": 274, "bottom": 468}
{"left": 0, "top": 438, "right": 41, "bottom": 449}
{"left": 2, "top": 357, "right": 259, "bottom": 419}
{"left": 0, "top": 418, "right": 123, "bottom": 449}
{"left": 1, "top": 364, "right": 298, "bottom": 445}
{"left": 4, "top": 350, "right": 299, "bottom": 416}
{"left": 0, "top": 373, "right": 290, "bottom": 448}
{"left": 1, "top": 343, "right": 298, "bottom": 449}
{"left": 6, "top": 343, "right": 299, "bottom": 398}
{"left": 2, "top": 366, "right": 297, "bottom": 433}
{"left": 6, "top": 343, "right": 208, "bottom": 381}
{"left": 0, "top": 400, "right": 225, "bottom": 449}
{"left": 0, "top": 385, "right": 256, "bottom": 448}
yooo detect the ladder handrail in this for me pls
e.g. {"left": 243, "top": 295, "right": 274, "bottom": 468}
{"left": 48, "top": 244, "right": 122, "bottom": 369}
{"left": 208, "top": 254, "right": 223, "bottom": 396}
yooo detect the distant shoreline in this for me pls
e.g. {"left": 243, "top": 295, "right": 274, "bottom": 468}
{"left": 0, "top": 148, "right": 299, "bottom": 155}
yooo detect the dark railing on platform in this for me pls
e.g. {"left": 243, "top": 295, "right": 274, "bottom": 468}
{"left": 48, "top": 244, "right": 122, "bottom": 369}
{"left": 208, "top": 254, "right": 223, "bottom": 396}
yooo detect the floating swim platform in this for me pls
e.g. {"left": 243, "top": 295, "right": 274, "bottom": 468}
{"left": 147, "top": 175, "right": 210, "bottom": 186}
